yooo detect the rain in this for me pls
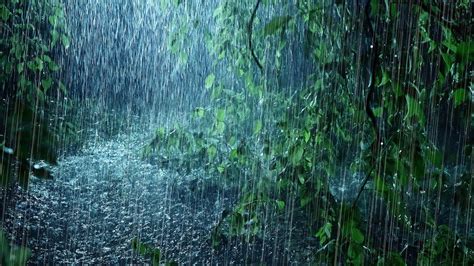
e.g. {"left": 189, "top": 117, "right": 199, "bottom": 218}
{"left": 0, "top": 0, "right": 472, "bottom": 265}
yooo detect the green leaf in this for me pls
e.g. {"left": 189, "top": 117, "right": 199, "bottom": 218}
{"left": 405, "top": 95, "right": 424, "bottom": 123}
{"left": 253, "top": 120, "right": 262, "bottom": 135}
{"left": 48, "top": 15, "right": 57, "bottom": 27}
{"left": 315, "top": 222, "right": 332, "bottom": 245}
{"left": 373, "top": 107, "right": 383, "bottom": 118}
{"left": 42, "top": 77, "right": 53, "bottom": 93}
{"left": 442, "top": 40, "right": 457, "bottom": 53}
{"left": 303, "top": 130, "right": 310, "bottom": 143}
{"left": 205, "top": 73, "right": 215, "bottom": 89}
{"left": 217, "top": 164, "right": 225, "bottom": 173}
{"left": 456, "top": 41, "right": 474, "bottom": 60}
{"left": 452, "top": 89, "right": 467, "bottom": 107}
{"left": 58, "top": 81, "right": 67, "bottom": 94}
{"left": 61, "top": 35, "right": 70, "bottom": 49}
{"left": 290, "top": 144, "right": 304, "bottom": 166}
{"left": 298, "top": 175, "right": 305, "bottom": 184}
{"left": 378, "top": 70, "right": 390, "bottom": 87}
{"left": 207, "top": 145, "right": 217, "bottom": 160}
{"left": 377, "top": 252, "right": 406, "bottom": 266}
{"left": 194, "top": 107, "right": 205, "bottom": 118}
{"left": 50, "top": 30, "right": 59, "bottom": 47}
{"left": 263, "top": 15, "right": 292, "bottom": 36}
{"left": 351, "top": 227, "right": 364, "bottom": 244}
{"left": 0, "top": 5, "right": 11, "bottom": 21}
{"left": 275, "top": 200, "right": 285, "bottom": 210}
{"left": 216, "top": 109, "right": 225, "bottom": 122}
{"left": 215, "top": 121, "right": 225, "bottom": 134}
{"left": 17, "top": 62, "right": 24, "bottom": 73}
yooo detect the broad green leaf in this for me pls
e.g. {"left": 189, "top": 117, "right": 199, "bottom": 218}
{"left": 405, "top": 95, "right": 424, "bottom": 123}
{"left": 456, "top": 41, "right": 474, "bottom": 60}
{"left": 17, "top": 62, "right": 24, "bottom": 73}
{"left": 303, "top": 130, "right": 310, "bottom": 143}
{"left": 351, "top": 227, "right": 364, "bottom": 244}
{"left": 216, "top": 109, "right": 225, "bottom": 122}
{"left": 205, "top": 73, "right": 215, "bottom": 89}
{"left": 215, "top": 121, "right": 225, "bottom": 134}
{"left": 373, "top": 107, "right": 383, "bottom": 118}
{"left": 51, "top": 30, "right": 59, "bottom": 47}
{"left": 253, "top": 120, "right": 262, "bottom": 135}
{"left": 41, "top": 77, "right": 53, "bottom": 93}
{"left": 48, "top": 15, "right": 57, "bottom": 27}
{"left": 275, "top": 200, "right": 285, "bottom": 210}
{"left": 452, "top": 89, "right": 467, "bottom": 107}
{"left": 298, "top": 175, "right": 305, "bottom": 184}
{"left": 291, "top": 144, "right": 304, "bottom": 166}
{"left": 315, "top": 222, "right": 332, "bottom": 245}
{"left": 0, "top": 5, "right": 11, "bottom": 21}
{"left": 263, "top": 15, "right": 292, "bottom": 36}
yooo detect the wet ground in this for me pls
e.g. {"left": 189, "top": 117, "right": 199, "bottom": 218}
{"left": 1, "top": 129, "right": 316, "bottom": 265}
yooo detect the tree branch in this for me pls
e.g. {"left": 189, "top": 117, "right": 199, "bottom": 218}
{"left": 248, "top": 0, "right": 263, "bottom": 71}
{"left": 352, "top": 0, "right": 380, "bottom": 211}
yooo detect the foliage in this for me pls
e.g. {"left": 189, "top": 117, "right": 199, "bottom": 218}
{"left": 0, "top": 229, "right": 30, "bottom": 266}
{"left": 131, "top": 238, "right": 177, "bottom": 266}
{"left": 0, "top": 0, "right": 71, "bottom": 188}
{"left": 147, "top": 0, "right": 472, "bottom": 264}
{"left": 417, "top": 225, "right": 474, "bottom": 265}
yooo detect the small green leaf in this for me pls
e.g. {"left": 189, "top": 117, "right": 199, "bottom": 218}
{"left": 298, "top": 175, "right": 305, "bottom": 184}
{"left": 194, "top": 107, "right": 205, "bottom": 118}
{"left": 253, "top": 120, "right": 262, "bottom": 135}
{"left": 373, "top": 107, "right": 383, "bottom": 118}
{"left": 452, "top": 89, "right": 467, "bottom": 107}
{"left": 216, "top": 109, "right": 225, "bottom": 122}
{"left": 217, "top": 164, "right": 225, "bottom": 173}
{"left": 315, "top": 222, "right": 332, "bottom": 245}
{"left": 405, "top": 95, "right": 424, "bottom": 123}
{"left": 303, "top": 130, "right": 310, "bottom": 143}
{"left": 42, "top": 77, "right": 53, "bottom": 92}
{"left": 48, "top": 15, "right": 57, "bottom": 27}
{"left": 205, "top": 73, "right": 215, "bottom": 89}
{"left": 50, "top": 30, "right": 59, "bottom": 47}
{"left": 207, "top": 145, "right": 217, "bottom": 160}
{"left": 275, "top": 200, "right": 285, "bottom": 210}
{"left": 61, "top": 35, "right": 70, "bottom": 49}
{"left": 378, "top": 70, "right": 390, "bottom": 87}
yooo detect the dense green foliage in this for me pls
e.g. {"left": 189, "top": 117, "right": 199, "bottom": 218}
{"left": 0, "top": 0, "right": 70, "bottom": 187}
{"left": 145, "top": 0, "right": 473, "bottom": 264}
{"left": 0, "top": 230, "right": 29, "bottom": 266}
{"left": 1, "top": 0, "right": 70, "bottom": 263}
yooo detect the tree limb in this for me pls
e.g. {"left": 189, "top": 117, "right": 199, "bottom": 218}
{"left": 248, "top": 0, "right": 263, "bottom": 71}
{"left": 352, "top": 0, "right": 380, "bottom": 211}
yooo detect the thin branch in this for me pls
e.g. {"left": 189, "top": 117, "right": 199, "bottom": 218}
{"left": 351, "top": 166, "right": 375, "bottom": 210}
{"left": 352, "top": 0, "right": 380, "bottom": 211}
{"left": 248, "top": 0, "right": 263, "bottom": 71}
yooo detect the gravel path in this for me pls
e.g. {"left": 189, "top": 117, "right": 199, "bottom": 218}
{"left": 1, "top": 130, "right": 315, "bottom": 265}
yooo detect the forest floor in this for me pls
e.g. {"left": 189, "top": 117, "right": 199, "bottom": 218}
{"left": 1, "top": 126, "right": 317, "bottom": 265}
